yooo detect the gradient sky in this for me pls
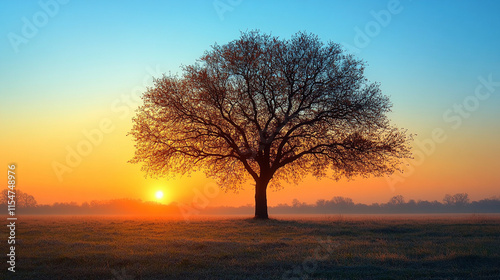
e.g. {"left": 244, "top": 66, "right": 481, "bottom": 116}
{"left": 1, "top": 0, "right": 499, "bottom": 208}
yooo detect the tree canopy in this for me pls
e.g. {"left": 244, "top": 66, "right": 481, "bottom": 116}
{"left": 129, "top": 31, "right": 412, "bottom": 218}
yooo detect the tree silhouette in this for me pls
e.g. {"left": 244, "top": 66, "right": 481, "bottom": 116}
{"left": 129, "top": 31, "right": 412, "bottom": 219}
{"left": 0, "top": 189, "right": 37, "bottom": 208}
{"left": 18, "top": 191, "right": 37, "bottom": 208}
{"left": 388, "top": 195, "right": 405, "bottom": 205}
{"left": 443, "top": 193, "right": 470, "bottom": 207}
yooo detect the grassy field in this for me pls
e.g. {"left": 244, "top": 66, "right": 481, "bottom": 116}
{"left": 4, "top": 214, "right": 500, "bottom": 279}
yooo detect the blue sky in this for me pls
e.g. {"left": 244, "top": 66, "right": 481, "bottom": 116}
{"left": 1, "top": 0, "right": 499, "bottom": 205}
{"left": 2, "top": 0, "right": 499, "bottom": 122}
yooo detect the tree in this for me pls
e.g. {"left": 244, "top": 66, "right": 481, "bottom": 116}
{"left": 0, "top": 189, "right": 37, "bottom": 208}
{"left": 443, "top": 193, "right": 470, "bottom": 207}
{"left": 0, "top": 189, "right": 9, "bottom": 205}
{"left": 129, "top": 31, "right": 412, "bottom": 219}
{"left": 330, "top": 196, "right": 354, "bottom": 207}
{"left": 17, "top": 191, "right": 37, "bottom": 208}
{"left": 452, "top": 193, "right": 470, "bottom": 206}
{"left": 388, "top": 195, "right": 405, "bottom": 205}
{"left": 443, "top": 194, "right": 454, "bottom": 205}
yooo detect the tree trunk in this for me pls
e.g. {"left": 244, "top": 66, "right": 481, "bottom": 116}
{"left": 254, "top": 179, "right": 269, "bottom": 219}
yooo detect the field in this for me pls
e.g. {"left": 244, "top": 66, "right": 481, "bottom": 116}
{"left": 4, "top": 214, "right": 500, "bottom": 279}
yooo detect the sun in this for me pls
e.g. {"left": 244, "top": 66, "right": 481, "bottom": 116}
{"left": 155, "top": 190, "right": 164, "bottom": 200}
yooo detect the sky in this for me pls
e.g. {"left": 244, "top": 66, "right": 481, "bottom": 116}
{"left": 1, "top": 0, "right": 499, "bottom": 208}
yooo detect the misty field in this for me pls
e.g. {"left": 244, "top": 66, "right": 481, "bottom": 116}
{"left": 6, "top": 214, "right": 500, "bottom": 279}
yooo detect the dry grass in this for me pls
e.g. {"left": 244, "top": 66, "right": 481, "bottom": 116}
{"left": 4, "top": 214, "right": 500, "bottom": 279}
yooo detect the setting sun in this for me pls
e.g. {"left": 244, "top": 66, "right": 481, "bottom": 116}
{"left": 155, "top": 190, "right": 164, "bottom": 200}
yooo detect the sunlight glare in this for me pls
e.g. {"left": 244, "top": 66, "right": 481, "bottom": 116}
{"left": 155, "top": 190, "right": 164, "bottom": 200}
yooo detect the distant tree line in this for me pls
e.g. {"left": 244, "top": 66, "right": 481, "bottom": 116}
{"left": 266, "top": 193, "right": 500, "bottom": 214}
{"left": 0, "top": 197, "right": 180, "bottom": 216}
{"left": 202, "top": 193, "right": 500, "bottom": 215}
{"left": 1, "top": 190, "right": 499, "bottom": 215}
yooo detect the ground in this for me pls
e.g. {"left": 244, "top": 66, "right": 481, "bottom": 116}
{"left": 4, "top": 214, "right": 500, "bottom": 279}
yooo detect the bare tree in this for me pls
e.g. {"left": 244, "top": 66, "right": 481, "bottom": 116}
{"left": 443, "top": 193, "right": 470, "bottom": 207}
{"left": 331, "top": 196, "right": 354, "bottom": 207}
{"left": 129, "top": 31, "right": 412, "bottom": 219}
{"left": 0, "top": 189, "right": 8, "bottom": 205}
{"left": 443, "top": 194, "right": 454, "bottom": 205}
{"left": 388, "top": 195, "right": 405, "bottom": 205}
{"left": 18, "top": 191, "right": 37, "bottom": 208}
{"left": 453, "top": 193, "right": 470, "bottom": 206}
{"left": 0, "top": 189, "right": 37, "bottom": 208}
